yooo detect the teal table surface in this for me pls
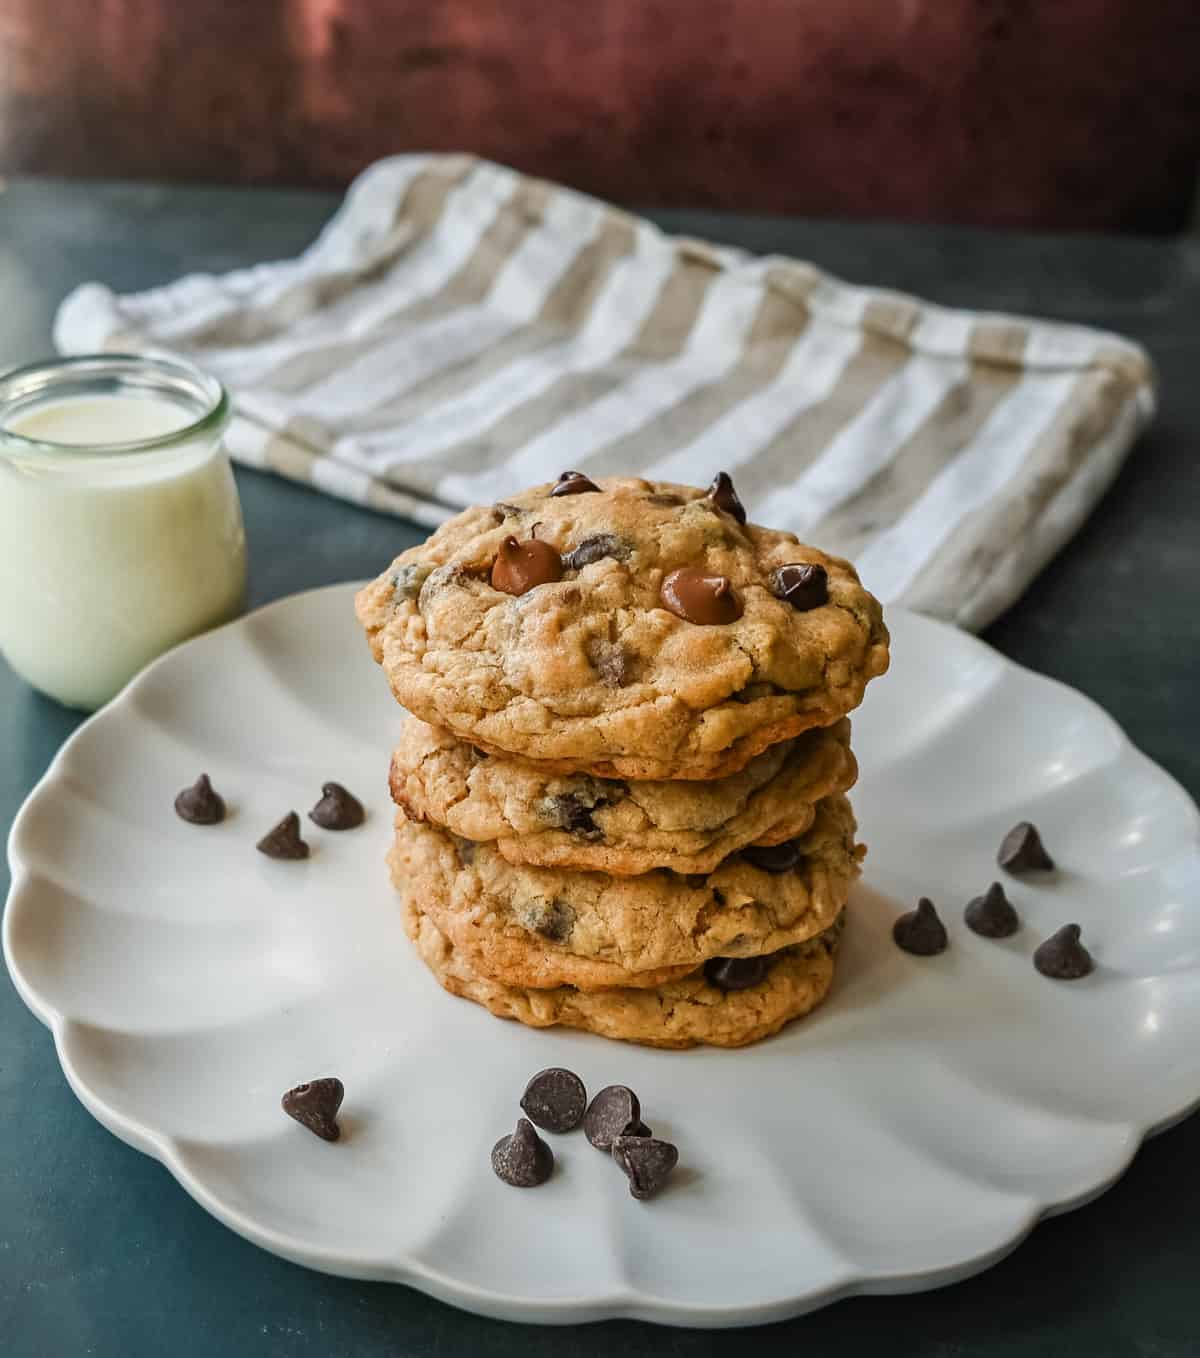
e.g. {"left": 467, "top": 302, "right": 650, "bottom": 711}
{"left": 2, "top": 180, "right": 1198, "bottom": 1357}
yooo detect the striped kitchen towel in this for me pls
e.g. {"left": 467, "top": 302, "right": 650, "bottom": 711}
{"left": 55, "top": 153, "right": 1155, "bottom": 629}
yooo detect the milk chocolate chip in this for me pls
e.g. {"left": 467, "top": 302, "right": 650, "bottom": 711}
{"left": 550, "top": 470, "right": 601, "bottom": 496}
{"left": 491, "top": 535, "right": 563, "bottom": 595}
{"left": 660, "top": 568, "right": 743, "bottom": 624}
{"left": 174, "top": 773, "right": 225, "bottom": 825}
{"left": 771, "top": 563, "right": 828, "bottom": 612}
{"left": 703, "top": 471, "right": 747, "bottom": 524}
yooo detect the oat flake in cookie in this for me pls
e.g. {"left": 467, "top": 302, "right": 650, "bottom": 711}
{"left": 355, "top": 476, "right": 889, "bottom": 780}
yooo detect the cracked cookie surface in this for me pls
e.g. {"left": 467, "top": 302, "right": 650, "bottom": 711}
{"left": 389, "top": 716, "right": 856, "bottom": 875}
{"left": 387, "top": 795, "right": 860, "bottom": 991}
{"left": 403, "top": 895, "right": 843, "bottom": 1049}
{"left": 356, "top": 477, "right": 889, "bottom": 779}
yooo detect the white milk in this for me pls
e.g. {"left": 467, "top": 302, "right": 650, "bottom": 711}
{"left": 0, "top": 386, "right": 246, "bottom": 710}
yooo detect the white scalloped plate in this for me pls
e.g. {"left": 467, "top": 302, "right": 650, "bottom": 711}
{"left": 5, "top": 584, "right": 1199, "bottom": 1327}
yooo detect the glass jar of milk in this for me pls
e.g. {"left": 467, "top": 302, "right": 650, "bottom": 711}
{"left": 0, "top": 353, "right": 247, "bottom": 710}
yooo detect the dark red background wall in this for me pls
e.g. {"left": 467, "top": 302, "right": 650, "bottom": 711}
{"left": 1, "top": 0, "right": 1198, "bottom": 231}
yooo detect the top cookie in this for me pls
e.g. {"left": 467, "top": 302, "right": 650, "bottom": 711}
{"left": 356, "top": 473, "right": 889, "bottom": 779}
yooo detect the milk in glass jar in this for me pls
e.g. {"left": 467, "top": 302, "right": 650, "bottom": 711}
{"left": 0, "top": 354, "right": 247, "bottom": 709}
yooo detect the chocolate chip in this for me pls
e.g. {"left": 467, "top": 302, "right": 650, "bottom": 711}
{"left": 257, "top": 812, "right": 309, "bottom": 860}
{"left": 584, "top": 1085, "right": 641, "bottom": 1150}
{"left": 740, "top": 839, "right": 801, "bottom": 874}
{"left": 612, "top": 1135, "right": 679, "bottom": 1200}
{"left": 493, "top": 502, "right": 525, "bottom": 519}
{"left": 550, "top": 470, "right": 601, "bottom": 496}
{"left": 491, "top": 1117, "right": 554, "bottom": 1187}
{"left": 646, "top": 492, "right": 683, "bottom": 506}
{"left": 998, "top": 821, "right": 1055, "bottom": 874}
{"left": 964, "top": 882, "right": 1020, "bottom": 938}
{"left": 660, "top": 568, "right": 743, "bottom": 624}
{"left": 704, "top": 955, "right": 770, "bottom": 991}
{"left": 771, "top": 563, "right": 829, "bottom": 612}
{"left": 536, "top": 788, "right": 610, "bottom": 839}
{"left": 626, "top": 1119, "right": 653, "bottom": 1138}
{"left": 491, "top": 535, "right": 563, "bottom": 596}
{"left": 562, "top": 533, "right": 631, "bottom": 571}
{"left": 517, "top": 897, "right": 575, "bottom": 942}
{"left": 449, "top": 833, "right": 476, "bottom": 866}
{"left": 308, "top": 781, "right": 364, "bottom": 831}
{"left": 520, "top": 1068, "right": 587, "bottom": 1133}
{"left": 703, "top": 470, "right": 747, "bottom": 524}
{"left": 589, "top": 640, "right": 634, "bottom": 687}
{"left": 282, "top": 1077, "right": 343, "bottom": 1141}
{"left": 1034, "top": 923, "right": 1094, "bottom": 980}
{"left": 174, "top": 773, "right": 225, "bottom": 825}
{"left": 390, "top": 563, "right": 431, "bottom": 601}
{"left": 893, "top": 898, "right": 948, "bottom": 955}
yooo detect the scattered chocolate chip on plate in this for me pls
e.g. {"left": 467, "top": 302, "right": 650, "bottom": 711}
{"left": 612, "top": 1135, "right": 679, "bottom": 1200}
{"left": 520, "top": 1068, "right": 587, "bottom": 1133}
{"left": 257, "top": 812, "right": 309, "bottom": 860}
{"left": 309, "top": 781, "right": 364, "bottom": 831}
{"left": 174, "top": 773, "right": 225, "bottom": 825}
{"left": 584, "top": 1085, "right": 642, "bottom": 1150}
{"left": 998, "top": 821, "right": 1055, "bottom": 874}
{"left": 492, "top": 1118, "right": 554, "bottom": 1187}
{"left": 893, "top": 898, "right": 949, "bottom": 955}
{"left": 964, "top": 882, "right": 1020, "bottom": 938}
{"left": 282, "top": 1077, "right": 344, "bottom": 1141}
{"left": 1034, "top": 924, "right": 1094, "bottom": 980}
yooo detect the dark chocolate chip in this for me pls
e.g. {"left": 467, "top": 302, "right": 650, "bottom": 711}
{"left": 771, "top": 563, "right": 829, "bottom": 612}
{"left": 660, "top": 568, "right": 743, "bottom": 624}
{"left": 703, "top": 471, "right": 747, "bottom": 524}
{"left": 964, "top": 881, "right": 1020, "bottom": 938}
{"left": 612, "top": 1135, "right": 679, "bottom": 1200}
{"left": 893, "top": 898, "right": 948, "bottom": 956}
{"left": 562, "top": 533, "right": 631, "bottom": 571}
{"left": 281, "top": 1077, "right": 344, "bottom": 1141}
{"left": 1034, "top": 923, "right": 1094, "bottom": 980}
{"left": 491, "top": 535, "right": 563, "bottom": 596}
{"left": 493, "top": 502, "right": 525, "bottom": 519}
{"left": 584, "top": 1085, "right": 641, "bottom": 1150}
{"left": 174, "top": 773, "right": 225, "bottom": 825}
{"left": 520, "top": 1067, "right": 588, "bottom": 1133}
{"left": 491, "top": 1117, "right": 554, "bottom": 1187}
{"left": 517, "top": 897, "right": 576, "bottom": 942}
{"left": 589, "top": 641, "right": 634, "bottom": 687}
{"left": 740, "top": 839, "right": 801, "bottom": 874}
{"left": 703, "top": 954, "right": 770, "bottom": 991}
{"left": 537, "top": 791, "right": 605, "bottom": 839}
{"left": 550, "top": 470, "right": 601, "bottom": 496}
{"left": 998, "top": 821, "right": 1055, "bottom": 874}
{"left": 308, "top": 781, "right": 364, "bottom": 831}
{"left": 257, "top": 812, "right": 309, "bottom": 860}
{"left": 390, "top": 563, "right": 431, "bottom": 601}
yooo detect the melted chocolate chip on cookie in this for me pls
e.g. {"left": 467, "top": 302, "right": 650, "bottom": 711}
{"left": 660, "top": 568, "right": 743, "bottom": 624}
{"left": 562, "top": 534, "right": 631, "bottom": 571}
{"left": 704, "top": 955, "right": 770, "bottom": 991}
{"left": 518, "top": 897, "right": 576, "bottom": 942}
{"left": 740, "top": 839, "right": 802, "bottom": 874}
{"left": 771, "top": 563, "right": 828, "bottom": 612}
{"left": 703, "top": 470, "right": 747, "bottom": 524}
{"left": 550, "top": 470, "right": 601, "bottom": 496}
{"left": 491, "top": 536, "right": 563, "bottom": 596}
{"left": 174, "top": 773, "right": 225, "bottom": 825}
{"left": 588, "top": 640, "right": 635, "bottom": 687}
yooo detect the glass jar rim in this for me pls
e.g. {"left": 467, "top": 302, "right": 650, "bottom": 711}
{"left": 0, "top": 352, "right": 230, "bottom": 460}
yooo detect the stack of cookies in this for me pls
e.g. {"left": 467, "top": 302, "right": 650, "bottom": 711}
{"left": 356, "top": 473, "right": 889, "bottom": 1048}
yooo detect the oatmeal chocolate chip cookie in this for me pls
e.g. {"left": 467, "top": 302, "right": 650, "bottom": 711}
{"left": 402, "top": 895, "right": 843, "bottom": 1049}
{"left": 389, "top": 716, "right": 856, "bottom": 875}
{"left": 386, "top": 795, "right": 860, "bottom": 992}
{"left": 355, "top": 476, "right": 889, "bottom": 780}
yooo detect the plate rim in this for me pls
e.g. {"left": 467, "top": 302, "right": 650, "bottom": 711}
{"left": 4, "top": 581, "right": 1199, "bottom": 1328}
